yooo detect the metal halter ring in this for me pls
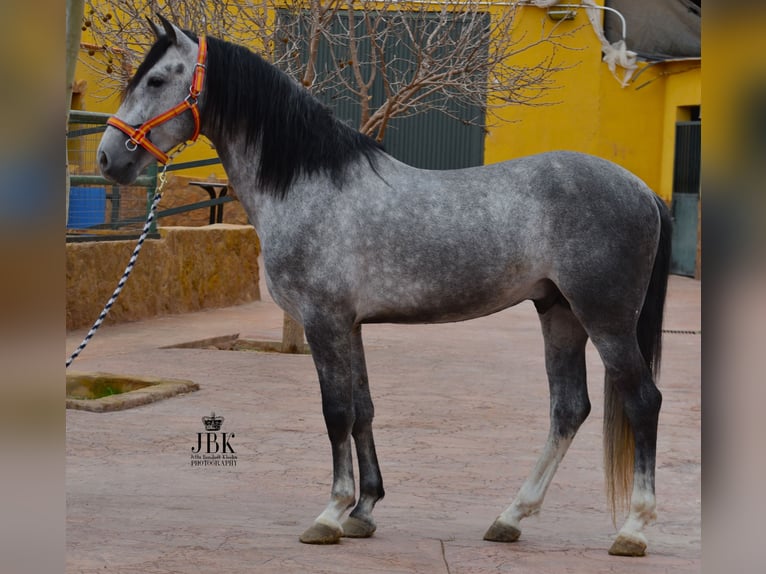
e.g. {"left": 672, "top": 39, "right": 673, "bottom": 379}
{"left": 125, "top": 138, "right": 139, "bottom": 152}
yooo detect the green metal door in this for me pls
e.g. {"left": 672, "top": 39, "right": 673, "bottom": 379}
{"left": 670, "top": 120, "right": 700, "bottom": 276}
{"left": 278, "top": 10, "right": 487, "bottom": 170}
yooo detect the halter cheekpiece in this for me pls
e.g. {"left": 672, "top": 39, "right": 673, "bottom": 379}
{"left": 107, "top": 35, "right": 208, "bottom": 164}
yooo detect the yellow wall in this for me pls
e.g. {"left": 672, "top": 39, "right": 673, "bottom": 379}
{"left": 485, "top": 5, "right": 603, "bottom": 161}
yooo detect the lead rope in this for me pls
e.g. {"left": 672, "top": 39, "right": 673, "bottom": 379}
{"left": 66, "top": 146, "right": 186, "bottom": 368}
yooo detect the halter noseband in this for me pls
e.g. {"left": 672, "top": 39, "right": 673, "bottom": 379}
{"left": 106, "top": 36, "right": 208, "bottom": 165}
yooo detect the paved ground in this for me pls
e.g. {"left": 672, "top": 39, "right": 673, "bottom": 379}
{"left": 66, "top": 275, "right": 700, "bottom": 573}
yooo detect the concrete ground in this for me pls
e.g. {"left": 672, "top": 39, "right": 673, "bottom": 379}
{"left": 66, "top": 275, "right": 700, "bottom": 573}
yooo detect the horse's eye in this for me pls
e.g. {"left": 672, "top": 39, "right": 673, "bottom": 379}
{"left": 147, "top": 76, "right": 165, "bottom": 88}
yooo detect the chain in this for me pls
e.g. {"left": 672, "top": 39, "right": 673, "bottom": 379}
{"left": 66, "top": 146, "right": 187, "bottom": 368}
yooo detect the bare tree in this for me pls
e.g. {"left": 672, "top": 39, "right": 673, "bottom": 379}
{"left": 291, "top": 0, "right": 575, "bottom": 140}
{"left": 82, "top": 0, "right": 579, "bottom": 140}
{"left": 81, "top": 0, "right": 251, "bottom": 98}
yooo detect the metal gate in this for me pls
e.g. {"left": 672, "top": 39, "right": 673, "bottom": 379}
{"left": 670, "top": 120, "right": 701, "bottom": 276}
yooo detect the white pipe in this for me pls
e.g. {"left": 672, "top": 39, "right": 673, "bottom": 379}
{"left": 547, "top": 3, "right": 627, "bottom": 40}
{"left": 382, "top": 1, "right": 629, "bottom": 42}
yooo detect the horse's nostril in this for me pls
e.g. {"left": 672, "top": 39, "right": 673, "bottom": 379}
{"left": 98, "top": 150, "right": 110, "bottom": 172}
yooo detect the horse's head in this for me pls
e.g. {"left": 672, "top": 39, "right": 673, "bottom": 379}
{"left": 97, "top": 16, "right": 204, "bottom": 184}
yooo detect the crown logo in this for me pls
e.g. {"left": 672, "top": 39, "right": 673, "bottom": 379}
{"left": 202, "top": 412, "right": 224, "bottom": 431}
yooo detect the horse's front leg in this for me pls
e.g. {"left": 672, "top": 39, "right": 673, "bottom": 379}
{"left": 342, "top": 325, "right": 384, "bottom": 538}
{"left": 299, "top": 317, "right": 356, "bottom": 544}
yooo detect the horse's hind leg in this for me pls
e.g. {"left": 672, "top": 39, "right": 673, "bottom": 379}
{"left": 299, "top": 317, "right": 357, "bottom": 544}
{"left": 342, "top": 325, "right": 385, "bottom": 538}
{"left": 485, "top": 300, "right": 590, "bottom": 542}
{"left": 588, "top": 330, "right": 662, "bottom": 557}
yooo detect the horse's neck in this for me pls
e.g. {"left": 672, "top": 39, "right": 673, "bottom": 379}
{"left": 209, "top": 130, "right": 315, "bottom": 234}
{"left": 210, "top": 133, "right": 266, "bottom": 222}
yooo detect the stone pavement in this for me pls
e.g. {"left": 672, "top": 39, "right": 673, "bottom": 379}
{"left": 66, "top": 275, "right": 700, "bottom": 573}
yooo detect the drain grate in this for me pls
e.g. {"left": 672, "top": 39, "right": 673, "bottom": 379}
{"left": 662, "top": 329, "right": 701, "bottom": 335}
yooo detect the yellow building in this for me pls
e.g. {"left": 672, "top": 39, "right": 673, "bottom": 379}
{"left": 486, "top": 1, "right": 700, "bottom": 206}
{"left": 73, "top": 1, "right": 700, "bottom": 205}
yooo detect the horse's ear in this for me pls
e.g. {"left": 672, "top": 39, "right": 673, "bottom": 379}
{"left": 146, "top": 17, "right": 162, "bottom": 41}
{"left": 156, "top": 13, "right": 178, "bottom": 44}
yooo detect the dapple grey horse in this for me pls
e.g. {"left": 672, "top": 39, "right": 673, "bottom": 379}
{"left": 97, "top": 17, "right": 671, "bottom": 556}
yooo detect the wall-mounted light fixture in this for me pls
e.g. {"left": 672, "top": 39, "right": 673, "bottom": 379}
{"left": 547, "top": 6, "right": 578, "bottom": 21}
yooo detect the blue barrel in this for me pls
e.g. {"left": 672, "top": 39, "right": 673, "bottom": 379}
{"left": 67, "top": 186, "right": 106, "bottom": 228}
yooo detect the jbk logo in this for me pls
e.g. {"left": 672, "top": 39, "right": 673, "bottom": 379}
{"left": 191, "top": 431, "right": 236, "bottom": 454}
{"left": 191, "top": 412, "right": 237, "bottom": 467}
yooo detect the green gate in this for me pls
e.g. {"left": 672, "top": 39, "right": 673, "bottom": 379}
{"left": 670, "top": 119, "right": 701, "bottom": 276}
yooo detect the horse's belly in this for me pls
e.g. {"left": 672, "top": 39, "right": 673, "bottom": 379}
{"left": 356, "top": 273, "right": 551, "bottom": 325}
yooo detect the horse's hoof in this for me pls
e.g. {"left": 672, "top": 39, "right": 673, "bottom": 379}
{"left": 341, "top": 516, "right": 376, "bottom": 538}
{"left": 299, "top": 522, "right": 343, "bottom": 544}
{"left": 608, "top": 533, "right": 647, "bottom": 556}
{"left": 483, "top": 518, "right": 521, "bottom": 543}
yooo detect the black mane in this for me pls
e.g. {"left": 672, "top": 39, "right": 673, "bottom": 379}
{"left": 202, "top": 35, "right": 383, "bottom": 198}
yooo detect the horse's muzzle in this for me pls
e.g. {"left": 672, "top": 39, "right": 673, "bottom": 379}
{"left": 97, "top": 147, "right": 139, "bottom": 185}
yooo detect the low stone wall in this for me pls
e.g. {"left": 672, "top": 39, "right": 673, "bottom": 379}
{"left": 67, "top": 225, "right": 260, "bottom": 331}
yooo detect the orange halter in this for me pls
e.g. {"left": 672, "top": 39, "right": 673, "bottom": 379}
{"left": 106, "top": 36, "right": 208, "bottom": 164}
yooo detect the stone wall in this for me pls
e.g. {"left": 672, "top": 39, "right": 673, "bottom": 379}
{"left": 67, "top": 225, "right": 260, "bottom": 331}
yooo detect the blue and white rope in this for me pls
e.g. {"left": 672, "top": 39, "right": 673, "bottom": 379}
{"left": 66, "top": 162, "right": 175, "bottom": 368}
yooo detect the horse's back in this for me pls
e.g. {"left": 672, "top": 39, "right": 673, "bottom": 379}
{"left": 381, "top": 149, "right": 662, "bottom": 277}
